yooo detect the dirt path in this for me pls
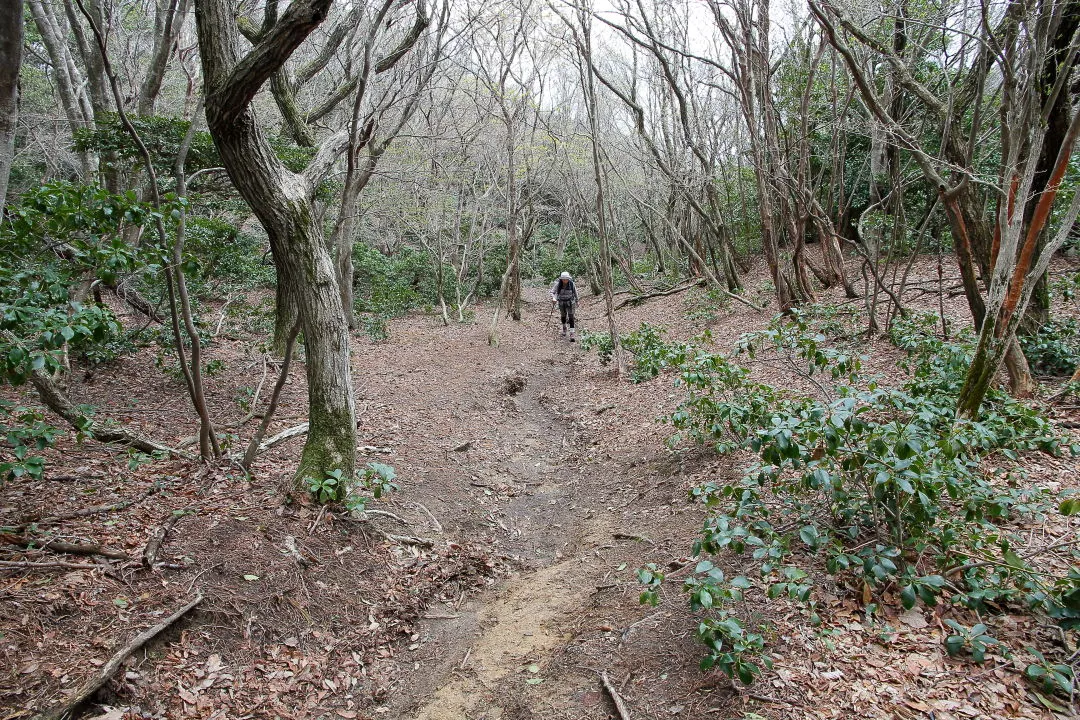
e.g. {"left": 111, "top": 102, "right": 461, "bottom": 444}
{"left": 375, "top": 297, "right": 626, "bottom": 719}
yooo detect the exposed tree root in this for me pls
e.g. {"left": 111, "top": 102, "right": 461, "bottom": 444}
{"left": 38, "top": 591, "right": 203, "bottom": 720}
{"left": 30, "top": 368, "right": 187, "bottom": 458}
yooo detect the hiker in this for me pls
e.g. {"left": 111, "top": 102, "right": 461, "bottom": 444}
{"left": 550, "top": 271, "right": 579, "bottom": 341}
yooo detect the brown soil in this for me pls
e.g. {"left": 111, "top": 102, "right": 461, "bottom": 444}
{"left": 2, "top": 258, "right": 1079, "bottom": 720}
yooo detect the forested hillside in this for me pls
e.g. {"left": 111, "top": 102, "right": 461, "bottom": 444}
{"left": 1, "top": 0, "right": 1080, "bottom": 718}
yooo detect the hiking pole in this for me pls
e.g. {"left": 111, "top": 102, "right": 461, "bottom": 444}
{"left": 548, "top": 300, "right": 557, "bottom": 345}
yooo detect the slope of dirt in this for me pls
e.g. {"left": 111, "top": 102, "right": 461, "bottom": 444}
{"left": 2, "top": 258, "right": 1079, "bottom": 720}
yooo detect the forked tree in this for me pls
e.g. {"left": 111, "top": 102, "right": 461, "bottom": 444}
{"left": 194, "top": 0, "right": 358, "bottom": 484}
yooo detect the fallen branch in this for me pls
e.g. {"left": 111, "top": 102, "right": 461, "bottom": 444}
{"left": 257, "top": 422, "right": 309, "bottom": 452}
{"left": 600, "top": 670, "right": 633, "bottom": 720}
{"left": 213, "top": 293, "right": 241, "bottom": 336}
{"left": 109, "top": 278, "right": 165, "bottom": 325}
{"left": 612, "top": 278, "right": 764, "bottom": 313}
{"left": 143, "top": 509, "right": 189, "bottom": 568}
{"left": 16, "top": 483, "right": 160, "bottom": 530}
{"left": 42, "top": 473, "right": 104, "bottom": 482}
{"left": 39, "top": 592, "right": 203, "bottom": 720}
{"left": 282, "top": 534, "right": 318, "bottom": 568}
{"left": 613, "top": 279, "right": 705, "bottom": 310}
{"left": 0, "top": 559, "right": 101, "bottom": 571}
{"left": 1, "top": 533, "right": 129, "bottom": 560}
{"left": 613, "top": 532, "right": 655, "bottom": 545}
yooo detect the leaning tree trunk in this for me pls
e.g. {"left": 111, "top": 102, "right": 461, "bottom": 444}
{"left": 0, "top": 0, "right": 21, "bottom": 210}
{"left": 195, "top": 0, "right": 357, "bottom": 485}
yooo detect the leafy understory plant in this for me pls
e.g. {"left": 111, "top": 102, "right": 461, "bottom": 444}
{"left": 0, "top": 402, "right": 60, "bottom": 481}
{"left": 640, "top": 309, "right": 1080, "bottom": 684}
{"left": 307, "top": 462, "right": 398, "bottom": 513}
{"left": 581, "top": 322, "right": 700, "bottom": 382}
{"left": 1023, "top": 647, "right": 1075, "bottom": 698}
{"left": 943, "top": 620, "right": 1010, "bottom": 663}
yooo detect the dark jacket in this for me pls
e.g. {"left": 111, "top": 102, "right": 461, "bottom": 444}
{"left": 550, "top": 278, "right": 578, "bottom": 303}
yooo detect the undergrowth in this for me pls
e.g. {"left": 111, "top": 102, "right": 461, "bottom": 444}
{"left": 639, "top": 309, "right": 1080, "bottom": 692}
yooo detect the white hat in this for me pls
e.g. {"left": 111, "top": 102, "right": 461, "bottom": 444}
{"left": 560, "top": 271, "right": 571, "bottom": 279}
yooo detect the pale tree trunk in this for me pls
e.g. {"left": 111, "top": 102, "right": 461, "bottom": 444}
{"left": 957, "top": 110, "right": 1080, "bottom": 416}
{"left": 713, "top": 0, "right": 805, "bottom": 311}
{"left": 810, "top": 0, "right": 1039, "bottom": 400}
{"left": 332, "top": 153, "right": 376, "bottom": 330}
{"left": 572, "top": 2, "right": 624, "bottom": 374}
{"left": 276, "top": 0, "right": 437, "bottom": 344}
{"left": 195, "top": 0, "right": 357, "bottom": 485}
{"left": 138, "top": 0, "right": 192, "bottom": 117}
{"left": 27, "top": 0, "right": 97, "bottom": 179}
{"left": 0, "top": 0, "right": 22, "bottom": 210}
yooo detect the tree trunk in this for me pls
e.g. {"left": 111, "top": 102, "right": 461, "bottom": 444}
{"left": 0, "top": 0, "right": 21, "bottom": 210}
{"left": 1020, "top": 0, "right": 1080, "bottom": 334}
{"left": 28, "top": 0, "right": 97, "bottom": 179}
{"left": 138, "top": 0, "right": 192, "bottom": 117}
{"left": 195, "top": 0, "right": 357, "bottom": 485}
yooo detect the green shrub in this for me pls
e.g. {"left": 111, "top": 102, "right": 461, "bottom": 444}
{"left": 353, "top": 243, "right": 455, "bottom": 319}
{"left": 622, "top": 323, "right": 697, "bottom": 383}
{"left": 184, "top": 217, "right": 274, "bottom": 288}
{"left": 306, "top": 462, "right": 398, "bottom": 512}
{"left": 578, "top": 330, "right": 614, "bottom": 365}
{"left": 644, "top": 309, "right": 1080, "bottom": 684}
{"left": 0, "top": 402, "right": 60, "bottom": 482}
{"left": 1018, "top": 318, "right": 1080, "bottom": 376}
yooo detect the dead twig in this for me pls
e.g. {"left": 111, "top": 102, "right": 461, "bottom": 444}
{"left": 600, "top": 670, "right": 633, "bottom": 720}
{"left": 15, "top": 483, "right": 160, "bottom": 530}
{"left": 143, "top": 509, "right": 190, "bottom": 568}
{"left": 242, "top": 323, "right": 299, "bottom": 468}
{"left": 613, "top": 532, "right": 655, "bottom": 545}
{"left": 409, "top": 502, "right": 443, "bottom": 534}
{"left": 362, "top": 508, "right": 409, "bottom": 525}
{"left": 213, "top": 293, "right": 240, "bottom": 336}
{"left": 39, "top": 591, "right": 203, "bottom": 720}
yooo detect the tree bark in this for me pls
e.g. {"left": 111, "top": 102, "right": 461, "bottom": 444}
{"left": 0, "top": 0, "right": 22, "bottom": 210}
{"left": 195, "top": 0, "right": 358, "bottom": 484}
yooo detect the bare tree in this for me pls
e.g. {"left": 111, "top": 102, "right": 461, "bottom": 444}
{"left": 810, "top": 0, "right": 1080, "bottom": 416}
